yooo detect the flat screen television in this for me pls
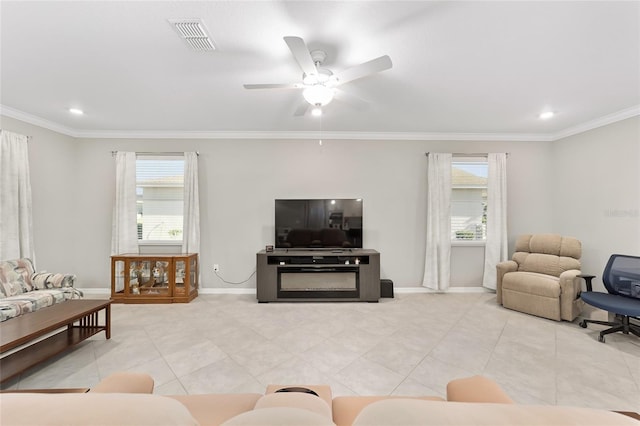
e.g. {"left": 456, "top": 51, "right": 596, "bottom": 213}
{"left": 275, "top": 199, "right": 363, "bottom": 249}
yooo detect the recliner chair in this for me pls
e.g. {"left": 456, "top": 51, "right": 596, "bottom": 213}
{"left": 496, "top": 234, "right": 584, "bottom": 321}
{"left": 578, "top": 254, "right": 640, "bottom": 343}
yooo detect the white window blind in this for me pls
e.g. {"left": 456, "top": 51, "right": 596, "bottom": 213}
{"left": 451, "top": 160, "right": 488, "bottom": 241}
{"left": 136, "top": 156, "right": 184, "bottom": 242}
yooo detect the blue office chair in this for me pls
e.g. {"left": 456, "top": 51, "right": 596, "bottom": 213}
{"left": 578, "top": 254, "right": 640, "bottom": 343}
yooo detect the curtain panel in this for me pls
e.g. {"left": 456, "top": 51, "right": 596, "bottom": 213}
{"left": 482, "top": 153, "right": 508, "bottom": 290}
{"left": 0, "top": 130, "right": 35, "bottom": 261}
{"left": 423, "top": 153, "right": 452, "bottom": 291}
{"left": 111, "top": 152, "right": 139, "bottom": 255}
{"left": 182, "top": 152, "right": 200, "bottom": 254}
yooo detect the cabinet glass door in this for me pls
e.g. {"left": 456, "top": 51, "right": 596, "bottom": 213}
{"left": 114, "top": 260, "right": 125, "bottom": 293}
{"left": 175, "top": 260, "right": 186, "bottom": 296}
{"left": 189, "top": 256, "right": 197, "bottom": 291}
{"left": 131, "top": 260, "right": 169, "bottom": 296}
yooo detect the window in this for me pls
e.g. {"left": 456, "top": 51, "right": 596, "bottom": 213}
{"left": 451, "top": 160, "right": 488, "bottom": 241}
{"left": 136, "top": 156, "right": 184, "bottom": 243}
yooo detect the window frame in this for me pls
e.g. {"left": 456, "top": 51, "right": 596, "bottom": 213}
{"left": 136, "top": 154, "right": 185, "bottom": 246}
{"left": 450, "top": 157, "right": 488, "bottom": 245}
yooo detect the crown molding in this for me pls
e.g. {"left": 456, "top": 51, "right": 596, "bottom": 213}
{"left": 549, "top": 105, "right": 640, "bottom": 141}
{"left": 2, "top": 104, "right": 638, "bottom": 142}
{"left": 69, "top": 129, "right": 552, "bottom": 141}
{"left": 0, "top": 105, "right": 80, "bottom": 137}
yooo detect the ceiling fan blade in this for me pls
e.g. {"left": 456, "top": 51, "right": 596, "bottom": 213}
{"left": 283, "top": 36, "right": 317, "bottom": 77}
{"left": 334, "top": 55, "right": 392, "bottom": 85}
{"left": 293, "top": 102, "right": 310, "bottom": 116}
{"left": 243, "top": 83, "right": 301, "bottom": 90}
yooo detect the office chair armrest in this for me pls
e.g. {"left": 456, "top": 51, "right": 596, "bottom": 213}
{"left": 576, "top": 274, "right": 596, "bottom": 291}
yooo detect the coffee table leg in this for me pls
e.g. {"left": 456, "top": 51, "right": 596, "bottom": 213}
{"left": 105, "top": 304, "right": 111, "bottom": 339}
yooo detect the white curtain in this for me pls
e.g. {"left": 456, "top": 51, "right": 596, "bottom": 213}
{"left": 0, "top": 130, "right": 35, "bottom": 261}
{"left": 423, "top": 153, "right": 452, "bottom": 291}
{"left": 182, "top": 152, "right": 200, "bottom": 254}
{"left": 111, "top": 152, "right": 139, "bottom": 255}
{"left": 482, "top": 153, "right": 508, "bottom": 290}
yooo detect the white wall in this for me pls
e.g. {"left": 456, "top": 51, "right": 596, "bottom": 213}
{"left": 551, "top": 116, "right": 640, "bottom": 291}
{"left": 2, "top": 115, "right": 558, "bottom": 290}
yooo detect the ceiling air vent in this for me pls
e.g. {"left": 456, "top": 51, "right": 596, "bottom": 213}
{"left": 168, "top": 19, "right": 216, "bottom": 51}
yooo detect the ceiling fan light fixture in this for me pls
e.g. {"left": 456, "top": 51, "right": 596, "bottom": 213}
{"left": 303, "top": 85, "right": 334, "bottom": 106}
{"left": 303, "top": 73, "right": 318, "bottom": 85}
{"left": 243, "top": 36, "right": 392, "bottom": 116}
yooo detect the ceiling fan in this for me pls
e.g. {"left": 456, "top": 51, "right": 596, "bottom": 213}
{"left": 243, "top": 36, "right": 392, "bottom": 116}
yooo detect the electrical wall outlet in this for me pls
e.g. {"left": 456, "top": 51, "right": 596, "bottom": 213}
{"left": 214, "top": 264, "right": 219, "bottom": 272}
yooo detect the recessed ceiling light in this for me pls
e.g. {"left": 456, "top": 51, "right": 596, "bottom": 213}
{"left": 69, "top": 108, "right": 84, "bottom": 115}
{"left": 539, "top": 111, "right": 555, "bottom": 120}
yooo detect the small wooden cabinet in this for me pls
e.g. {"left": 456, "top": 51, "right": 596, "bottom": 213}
{"left": 110, "top": 253, "right": 198, "bottom": 303}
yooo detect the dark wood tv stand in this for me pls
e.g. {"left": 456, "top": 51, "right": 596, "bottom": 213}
{"left": 256, "top": 249, "right": 380, "bottom": 302}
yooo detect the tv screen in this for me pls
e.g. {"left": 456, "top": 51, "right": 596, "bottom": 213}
{"left": 275, "top": 199, "right": 363, "bottom": 249}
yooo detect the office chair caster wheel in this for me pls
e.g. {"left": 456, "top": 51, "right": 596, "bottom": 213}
{"left": 579, "top": 321, "right": 587, "bottom": 328}
{"left": 598, "top": 335, "right": 605, "bottom": 343}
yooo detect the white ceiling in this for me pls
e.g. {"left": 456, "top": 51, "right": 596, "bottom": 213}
{"left": 1, "top": 1, "right": 639, "bottom": 140}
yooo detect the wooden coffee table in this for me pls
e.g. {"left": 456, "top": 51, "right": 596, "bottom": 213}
{"left": 0, "top": 299, "right": 111, "bottom": 383}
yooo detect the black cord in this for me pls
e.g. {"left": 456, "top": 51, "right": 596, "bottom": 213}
{"left": 213, "top": 270, "right": 256, "bottom": 285}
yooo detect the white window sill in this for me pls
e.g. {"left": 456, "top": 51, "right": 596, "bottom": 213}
{"left": 451, "top": 240, "right": 486, "bottom": 247}
{"left": 138, "top": 241, "right": 183, "bottom": 246}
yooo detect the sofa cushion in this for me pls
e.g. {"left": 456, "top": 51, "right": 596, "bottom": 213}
{"left": 222, "top": 407, "right": 335, "bottom": 426}
{"left": 511, "top": 234, "right": 581, "bottom": 277}
{"left": 502, "top": 272, "right": 561, "bottom": 298}
{"left": 0, "top": 298, "right": 35, "bottom": 322}
{"left": 255, "top": 392, "right": 332, "bottom": 419}
{"left": 0, "top": 289, "right": 74, "bottom": 322}
{"left": 351, "top": 399, "right": 639, "bottom": 426}
{"left": 0, "top": 393, "right": 199, "bottom": 425}
{"left": 332, "top": 396, "right": 444, "bottom": 426}
{"left": 0, "top": 258, "right": 36, "bottom": 298}
{"left": 169, "top": 394, "right": 262, "bottom": 426}
{"left": 265, "top": 385, "right": 333, "bottom": 416}
{"left": 515, "top": 234, "right": 581, "bottom": 259}
{"left": 31, "top": 272, "right": 76, "bottom": 289}
{"left": 446, "top": 375, "right": 514, "bottom": 403}
{"left": 512, "top": 252, "right": 580, "bottom": 277}
{"left": 89, "top": 372, "right": 155, "bottom": 393}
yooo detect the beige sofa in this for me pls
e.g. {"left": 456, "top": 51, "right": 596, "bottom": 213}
{"left": 1, "top": 372, "right": 637, "bottom": 425}
{"left": 497, "top": 234, "right": 584, "bottom": 321}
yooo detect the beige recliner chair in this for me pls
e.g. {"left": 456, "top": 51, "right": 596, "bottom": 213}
{"left": 496, "top": 234, "right": 584, "bottom": 321}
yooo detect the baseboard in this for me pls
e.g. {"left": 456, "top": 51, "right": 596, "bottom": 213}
{"left": 78, "top": 286, "right": 490, "bottom": 296}
{"left": 395, "top": 286, "right": 492, "bottom": 294}
{"left": 200, "top": 288, "right": 255, "bottom": 295}
{"left": 77, "top": 288, "right": 111, "bottom": 296}
{"left": 77, "top": 287, "right": 256, "bottom": 296}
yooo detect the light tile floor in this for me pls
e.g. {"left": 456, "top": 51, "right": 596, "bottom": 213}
{"left": 2, "top": 293, "right": 639, "bottom": 412}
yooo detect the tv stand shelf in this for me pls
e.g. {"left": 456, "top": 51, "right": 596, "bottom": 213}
{"left": 256, "top": 249, "right": 380, "bottom": 302}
